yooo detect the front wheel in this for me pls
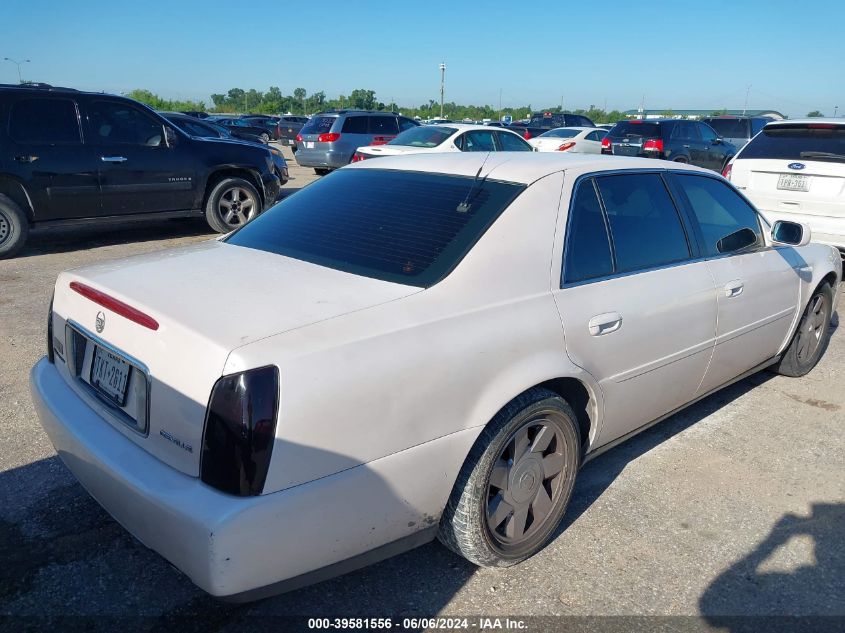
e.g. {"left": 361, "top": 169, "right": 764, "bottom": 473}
{"left": 772, "top": 283, "right": 834, "bottom": 377}
{"left": 204, "top": 177, "right": 261, "bottom": 233}
{"left": 438, "top": 388, "right": 581, "bottom": 567}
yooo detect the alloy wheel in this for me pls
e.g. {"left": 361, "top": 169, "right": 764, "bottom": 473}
{"left": 218, "top": 187, "right": 257, "bottom": 227}
{"left": 796, "top": 292, "right": 828, "bottom": 363}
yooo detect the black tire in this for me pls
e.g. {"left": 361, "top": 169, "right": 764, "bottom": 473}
{"left": 772, "top": 283, "right": 834, "bottom": 377}
{"left": 438, "top": 388, "right": 581, "bottom": 567}
{"left": 0, "top": 194, "right": 29, "bottom": 260}
{"left": 673, "top": 156, "right": 689, "bottom": 163}
{"left": 204, "top": 177, "right": 261, "bottom": 233}
{"left": 259, "top": 132, "right": 270, "bottom": 144}
{"left": 314, "top": 168, "right": 331, "bottom": 176}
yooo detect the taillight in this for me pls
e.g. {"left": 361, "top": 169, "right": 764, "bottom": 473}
{"left": 201, "top": 366, "right": 280, "bottom": 496}
{"left": 351, "top": 151, "right": 368, "bottom": 162}
{"left": 643, "top": 139, "right": 664, "bottom": 152}
{"left": 601, "top": 137, "right": 611, "bottom": 150}
{"left": 317, "top": 132, "right": 341, "bottom": 143}
{"left": 557, "top": 142, "right": 576, "bottom": 151}
{"left": 370, "top": 136, "right": 393, "bottom": 146}
{"left": 722, "top": 162, "right": 733, "bottom": 180}
{"left": 523, "top": 130, "right": 532, "bottom": 140}
{"left": 295, "top": 134, "right": 302, "bottom": 142}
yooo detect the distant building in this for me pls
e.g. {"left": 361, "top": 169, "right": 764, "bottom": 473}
{"left": 623, "top": 109, "right": 786, "bottom": 120}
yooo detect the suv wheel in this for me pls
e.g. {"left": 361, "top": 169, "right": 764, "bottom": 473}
{"left": 259, "top": 132, "right": 270, "bottom": 143}
{"left": 204, "top": 177, "right": 261, "bottom": 233}
{"left": 0, "top": 195, "right": 29, "bottom": 259}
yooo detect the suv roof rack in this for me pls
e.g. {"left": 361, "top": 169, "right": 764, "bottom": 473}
{"left": 0, "top": 82, "right": 78, "bottom": 91}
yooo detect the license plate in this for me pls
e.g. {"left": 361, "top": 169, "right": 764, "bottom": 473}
{"left": 305, "top": 141, "right": 315, "bottom": 149}
{"left": 777, "top": 173, "right": 809, "bottom": 192}
{"left": 90, "top": 346, "right": 131, "bottom": 406}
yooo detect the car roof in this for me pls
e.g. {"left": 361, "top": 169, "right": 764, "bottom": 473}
{"left": 348, "top": 152, "right": 710, "bottom": 185}
{"left": 764, "top": 118, "right": 845, "bottom": 127}
{"left": 429, "top": 123, "right": 517, "bottom": 132}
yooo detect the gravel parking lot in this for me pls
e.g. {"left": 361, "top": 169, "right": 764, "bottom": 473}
{"left": 1, "top": 146, "right": 843, "bottom": 630}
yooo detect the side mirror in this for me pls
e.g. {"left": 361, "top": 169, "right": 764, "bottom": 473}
{"left": 164, "top": 126, "right": 178, "bottom": 147}
{"left": 771, "top": 220, "right": 811, "bottom": 247}
{"left": 717, "top": 227, "right": 758, "bottom": 253}
{"left": 712, "top": 137, "right": 723, "bottom": 145}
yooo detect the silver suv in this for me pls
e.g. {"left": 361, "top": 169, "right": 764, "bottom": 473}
{"left": 295, "top": 110, "right": 419, "bottom": 174}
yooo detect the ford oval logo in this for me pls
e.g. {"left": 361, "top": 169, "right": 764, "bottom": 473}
{"left": 788, "top": 162, "right": 806, "bottom": 170}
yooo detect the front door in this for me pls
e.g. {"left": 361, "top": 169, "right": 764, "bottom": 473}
{"left": 554, "top": 172, "right": 717, "bottom": 446}
{"left": 82, "top": 99, "right": 196, "bottom": 216}
{"left": 669, "top": 172, "right": 801, "bottom": 394}
{"left": 6, "top": 96, "right": 100, "bottom": 220}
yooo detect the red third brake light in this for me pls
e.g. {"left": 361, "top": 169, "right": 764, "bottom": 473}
{"left": 643, "top": 139, "right": 664, "bottom": 152}
{"left": 317, "top": 132, "right": 341, "bottom": 143}
{"left": 70, "top": 281, "right": 159, "bottom": 331}
{"left": 557, "top": 142, "right": 576, "bottom": 151}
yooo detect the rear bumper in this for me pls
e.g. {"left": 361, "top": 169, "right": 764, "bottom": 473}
{"left": 31, "top": 358, "right": 466, "bottom": 598}
{"left": 294, "top": 146, "right": 350, "bottom": 169}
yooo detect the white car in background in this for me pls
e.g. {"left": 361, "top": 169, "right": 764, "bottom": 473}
{"left": 32, "top": 153, "right": 839, "bottom": 601}
{"left": 529, "top": 127, "right": 607, "bottom": 153}
{"left": 724, "top": 119, "right": 845, "bottom": 255}
{"left": 352, "top": 124, "right": 533, "bottom": 161}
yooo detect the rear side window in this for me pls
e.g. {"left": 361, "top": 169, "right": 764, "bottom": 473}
{"left": 596, "top": 174, "right": 690, "bottom": 273}
{"left": 341, "top": 116, "right": 368, "bottom": 134}
{"left": 564, "top": 180, "right": 614, "bottom": 284}
{"left": 300, "top": 116, "right": 336, "bottom": 135}
{"left": 670, "top": 121, "right": 699, "bottom": 141}
{"left": 674, "top": 175, "right": 763, "bottom": 256}
{"left": 462, "top": 131, "right": 497, "bottom": 152}
{"left": 9, "top": 98, "right": 81, "bottom": 144}
{"left": 225, "top": 169, "right": 526, "bottom": 287}
{"left": 368, "top": 116, "right": 399, "bottom": 135}
{"left": 497, "top": 131, "right": 532, "bottom": 151}
{"left": 739, "top": 124, "right": 845, "bottom": 162}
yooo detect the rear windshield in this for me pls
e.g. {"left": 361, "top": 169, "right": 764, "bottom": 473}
{"left": 388, "top": 126, "right": 456, "bottom": 147}
{"left": 704, "top": 118, "right": 749, "bottom": 139}
{"left": 300, "top": 116, "right": 336, "bottom": 135}
{"left": 740, "top": 124, "right": 845, "bottom": 162}
{"left": 225, "top": 169, "right": 526, "bottom": 287}
{"left": 538, "top": 128, "right": 579, "bottom": 139}
{"left": 610, "top": 122, "right": 660, "bottom": 138}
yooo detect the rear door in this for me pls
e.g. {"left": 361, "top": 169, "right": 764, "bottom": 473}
{"left": 670, "top": 172, "right": 800, "bottom": 393}
{"left": 83, "top": 99, "right": 196, "bottom": 215}
{"left": 671, "top": 121, "right": 705, "bottom": 165}
{"left": 581, "top": 130, "right": 607, "bottom": 154}
{"left": 6, "top": 96, "right": 100, "bottom": 220}
{"left": 554, "top": 172, "right": 717, "bottom": 445}
{"left": 698, "top": 122, "right": 730, "bottom": 171}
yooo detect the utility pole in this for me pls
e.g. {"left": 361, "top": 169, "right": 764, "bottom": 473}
{"left": 498, "top": 88, "right": 502, "bottom": 118}
{"left": 439, "top": 62, "right": 446, "bottom": 118}
{"left": 3, "top": 57, "right": 30, "bottom": 83}
{"left": 835, "top": 105, "right": 839, "bottom": 118}
{"left": 560, "top": 95, "right": 564, "bottom": 111}
{"left": 743, "top": 84, "right": 751, "bottom": 115}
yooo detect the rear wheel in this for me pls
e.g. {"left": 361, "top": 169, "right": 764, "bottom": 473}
{"left": 673, "top": 156, "right": 689, "bottom": 163}
{"left": 204, "top": 177, "right": 261, "bottom": 233}
{"left": 772, "top": 283, "right": 833, "bottom": 377}
{"left": 438, "top": 388, "right": 581, "bottom": 567}
{"left": 259, "top": 132, "right": 270, "bottom": 144}
{"left": 0, "top": 195, "right": 28, "bottom": 259}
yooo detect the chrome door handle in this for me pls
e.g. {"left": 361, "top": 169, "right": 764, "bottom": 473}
{"left": 101, "top": 156, "right": 128, "bottom": 163}
{"left": 588, "top": 312, "right": 622, "bottom": 336}
{"left": 14, "top": 155, "right": 38, "bottom": 163}
{"left": 724, "top": 280, "right": 744, "bottom": 297}
{"left": 683, "top": 144, "right": 691, "bottom": 148}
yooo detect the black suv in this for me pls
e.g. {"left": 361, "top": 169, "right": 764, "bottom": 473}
{"left": 601, "top": 119, "right": 737, "bottom": 172}
{"left": 0, "top": 84, "right": 281, "bottom": 258}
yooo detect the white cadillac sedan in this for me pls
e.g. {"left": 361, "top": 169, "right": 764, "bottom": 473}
{"left": 529, "top": 126, "right": 608, "bottom": 153}
{"left": 351, "top": 123, "right": 533, "bottom": 162}
{"left": 32, "top": 153, "right": 840, "bottom": 601}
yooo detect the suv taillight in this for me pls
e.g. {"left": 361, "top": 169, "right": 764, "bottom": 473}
{"left": 317, "top": 132, "right": 341, "bottom": 143}
{"left": 200, "top": 366, "right": 280, "bottom": 496}
{"left": 722, "top": 162, "right": 733, "bottom": 180}
{"left": 557, "top": 142, "right": 576, "bottom": 151}
{"left": 351, "top": 151, "right": 368, "bottom": 162}
{"left": 643, "top": 139, "right": 664, "bottom": 152}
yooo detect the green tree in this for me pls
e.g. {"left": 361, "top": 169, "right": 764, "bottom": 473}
{"left": 349, "top": 89, "right": 377, "bottom": 110}
{"left": 293, "top": 87, "right": 307, "bottom": 114}
{"left": 125, "top": 89, "right": 205, "bottom": 112}
{"left": 806, "top": 110, "right": 824, "bottom": 117}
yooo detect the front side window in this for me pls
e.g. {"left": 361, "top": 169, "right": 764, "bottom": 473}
{"left": 674, "top": 174, "right": 763, "bottom": 256}
{"left": 87, "top": 101, "right": 164, "bottom": 146}
{"left": 698, "top": 123, "right": 718, "bottom": 143}
{"left": 596, "top": 173, "right": 690, "bottom": 273}
{"left": 9, "top": 98, "right": 81, "bottom": 144}
{"left": 225, "top": 169, "right": 526, "bottom": 287}
{"left": 563, "top": 179, "right": 614, "bottom": 284}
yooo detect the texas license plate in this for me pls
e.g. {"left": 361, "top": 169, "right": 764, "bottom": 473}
{"left": 305, "top": 141, "right": 315, "bottom": 149}
{"left": 777, "top": 173, "right": 809, "bottom": 192}
{"left": 90, "top": 346, "right": 131, "bottom": 405}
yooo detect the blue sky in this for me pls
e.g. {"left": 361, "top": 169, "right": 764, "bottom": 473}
{"left": 5, "top": 0, "right": 843, "bottom": 117}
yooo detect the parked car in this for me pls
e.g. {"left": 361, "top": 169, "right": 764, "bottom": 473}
{"left": 295, "top": 110, "right": 420, "bottom": 174}
{"left": 162, "top": 112, "right": 288, "bottom": 185}
{"left": 0, "top": 84, "right": 281, "bottom": 258}
{"left": 724, "top": 119, "right": 845, "bottom": 254}
{"left": 601, "top": 119, "right": 736, "bottom": 171}
{"left": 701, "top": 116, "right": 772, "bottom": 150}
{"left": 276, "top": 115, "right": 309, "bottom": 148}
{"left": 32, "top": 152, "right": 839, "bottom": 600}
{"left": 426, "top": 118, "right": 453, "bottom": 125}
{"left": 529, "top": 127, "right": 607, "bottom": 153}
{"left": 242, "top": 116, "right": 282, "bottom": 141}
{"left": 206, "top": 117, "right": 271, "bottom": 143}
{"left": 509, "top": 111, "right": 596, "bottom": 140}
{"left": 352, "top": 124, "right": 533, "bottom": 161}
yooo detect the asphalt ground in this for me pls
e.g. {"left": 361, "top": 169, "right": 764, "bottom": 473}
{"left": 0, "top": 146, "right": 842, "bottom": 631}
